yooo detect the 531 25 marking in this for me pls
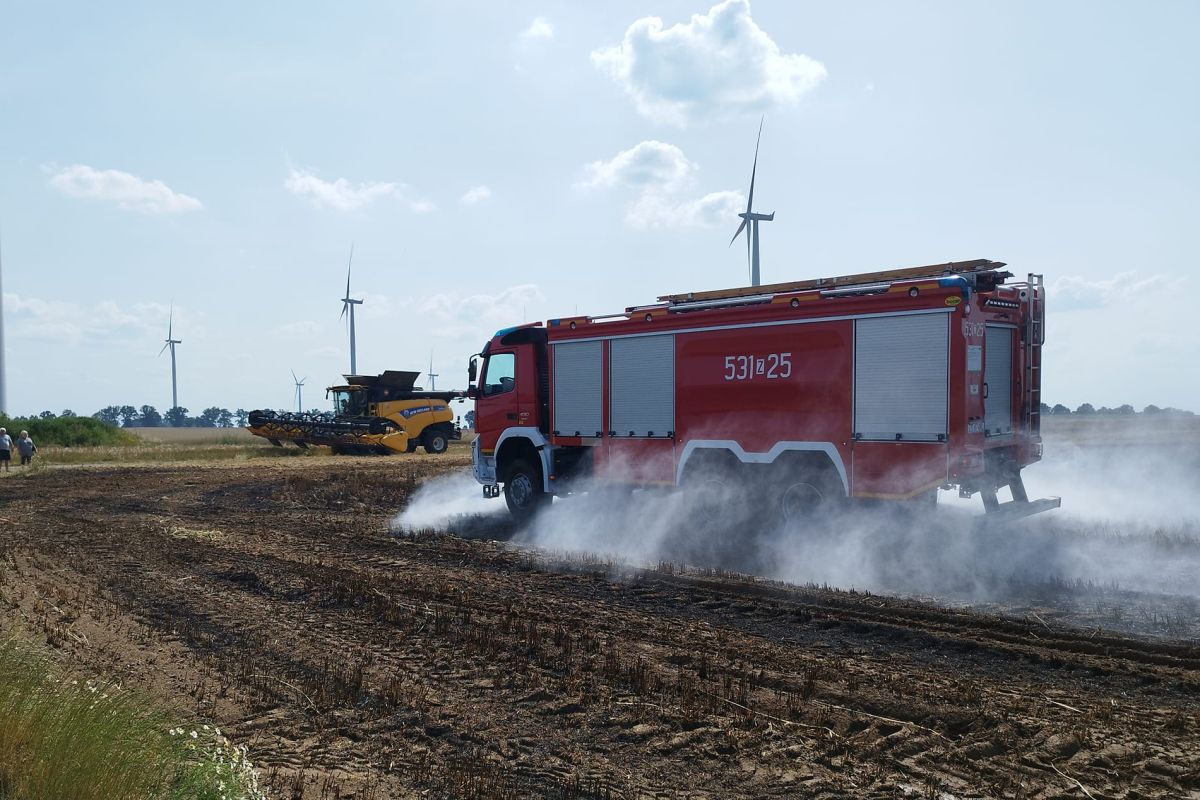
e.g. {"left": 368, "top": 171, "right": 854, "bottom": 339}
{"left": 723, "top": 352, "right": 792, "bottom": 381}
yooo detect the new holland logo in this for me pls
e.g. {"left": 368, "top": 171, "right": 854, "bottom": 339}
{"left": 400, "top": 406, "right": 434, "bottom": 418}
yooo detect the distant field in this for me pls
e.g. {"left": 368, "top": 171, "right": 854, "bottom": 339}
{"left": 126, "top": 426, "right": 256, "bottom": 444}
{"left": 1041, "top": 413, "right": 1200, "bottom": 445}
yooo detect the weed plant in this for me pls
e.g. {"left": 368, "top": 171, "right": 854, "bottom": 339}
{"left": 0, "top": 637, "right": 266, "bottom": 800}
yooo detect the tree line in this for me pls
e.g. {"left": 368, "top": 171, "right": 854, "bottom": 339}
{"left": 86, "top": 406, "right": 252, "bottom": 428}
{"left": 1040, "top": 403, "right": 1194, "bottom": 416}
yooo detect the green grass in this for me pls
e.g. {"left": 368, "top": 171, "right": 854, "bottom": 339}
{"left": 0, "top": 637, "right": 265, "bottom": 800}
{"left": 0, "top": 415, "right": 139, "bottom": 448}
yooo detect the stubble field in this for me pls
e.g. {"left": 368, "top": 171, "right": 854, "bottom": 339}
{"left": 0, "top": 422, "right": 1197, "bottom": 798}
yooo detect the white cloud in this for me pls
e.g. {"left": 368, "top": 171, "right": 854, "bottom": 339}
{"left": 419, "top": 284, "right": 543, "bottom": 339}
{"left": 284, "top": 167, "right": 434, "bottom": 212}
{"left": 3, "top": 294, "right": 195, "bottom": 346}
{"left": 1049, "top": 272, "right": 1169, "bottom": 311}
{"left": 581, "top": 141, "right": 743, "bottom": 229}
{"left": 591, "top": 0, "right": 827, "bottom": 126}
{"left": 581, "top": 140, "right": 695, "bottom": 191}
{"left": 520, "top": 17, "right": 554, "bottom": 41}
{"left": 628, "top": 189, "right": 744, "bottom": 229}
{"left": 460, "top": 185, "right": 492, "bottom": 205}
{"left": 47, "top": 164, "right": 202, "bottom": 214}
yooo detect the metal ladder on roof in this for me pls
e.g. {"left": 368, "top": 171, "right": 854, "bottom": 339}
{"left": 1023, "top": 273, "right": 1045, "bottom": 434}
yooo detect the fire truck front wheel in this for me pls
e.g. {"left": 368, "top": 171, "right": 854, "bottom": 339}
{"left": 504, "top": 459, "right": 549, "bottom": 520}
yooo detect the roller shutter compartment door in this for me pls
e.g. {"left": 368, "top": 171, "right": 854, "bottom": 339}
{"left": 552, "top": 340, "right": 603, "bottom": 436}
{"left": 984, "top": 325, "right": 1014, "bottom": 436}
{"left": 610, "top": 335, "right": 674, "bottom": 437}
{"left": 854, "top": 314, "right": 948, "bottom": 441}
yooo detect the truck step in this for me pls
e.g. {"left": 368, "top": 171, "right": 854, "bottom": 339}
{"left": 975, "top": 496, "right": 1061, "bottom": 527}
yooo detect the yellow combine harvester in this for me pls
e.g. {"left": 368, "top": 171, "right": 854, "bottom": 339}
{"left": 247, "top": 370, "right": 463, "bottom": 455}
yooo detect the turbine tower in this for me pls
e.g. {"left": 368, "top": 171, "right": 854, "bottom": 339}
{"left": 159, "top": 304, "right": 182, "bottom": 411}
{"left": 729, "top": 118, "right": 774, "bottom": 286}
{"left": 339, "top": 244, "right": 363, "bottom": 374}
{"left": 427, "top": 352, "right": 438, "bottom": 391}
{"left": 292, "top": 370, "right": 307, "bottom": 413}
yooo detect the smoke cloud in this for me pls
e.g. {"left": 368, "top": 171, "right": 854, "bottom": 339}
{"left": 392, "top": 422, "right": 1200, "bottom": 638}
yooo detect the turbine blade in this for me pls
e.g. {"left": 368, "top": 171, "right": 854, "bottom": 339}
{"left": 345, "top": 243, "right": 354, "bottom": 297}
{"left": 159, "top": 342, "right": 169, "bottom": 356}
{"left": 728, "top": 217, "right": 747, "bottom": 247}
{"left": 168, "top": 301, "right": 174, "bottom": 340}
{"left": 291, "top": 369, "right": 298, "bottom": 383}
{"left": 340, "top": 301, "right": 347, "bottom": 321}
{"left": 745, "top": 116, "right": 763, "bottom": 214}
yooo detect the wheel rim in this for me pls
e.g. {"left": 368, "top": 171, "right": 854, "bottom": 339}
{"left": 509, "top": 473, "right": 534, "bottom": 507}
{"left": 432, "top": 436, "right": 446, "bottom": 451}
{"left": 780, "top": 482, "right": 824, "bottom": 521}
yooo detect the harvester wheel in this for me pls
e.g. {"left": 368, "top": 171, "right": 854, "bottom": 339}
{"left": 423, "top": 430, "right": 450, "bottom": 454}
{"left": 504, "top": 459, "right": 548, "bottom": 521}
{"left": 406, "top": 440, "right": 419, "bottom": 453}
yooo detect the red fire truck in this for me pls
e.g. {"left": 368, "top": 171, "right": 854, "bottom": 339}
{"left": 467, "top": 259, "right": 1059, "bottom": 522}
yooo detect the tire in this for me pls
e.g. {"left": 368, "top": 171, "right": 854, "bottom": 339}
{"left": 422, "top": 429, "right": 450, "bottom": 455}
{"left": 503, "top": 458, "right": 548, "bottom": 521}
{"left": 405, "top": 440, "right": 419, "bottom": 453}
{"left": 773, "top": 467, "right": 843, "bottom": 527}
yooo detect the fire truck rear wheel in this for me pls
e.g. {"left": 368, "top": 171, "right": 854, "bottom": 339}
{"left": 504, "top": 459, "right": 548, "bottom": 520}
{"left": 779, "top": 482, "right": 827, "bottom": 521}
{"left": 775, "top": 471, "right": 842, "bottom": 525}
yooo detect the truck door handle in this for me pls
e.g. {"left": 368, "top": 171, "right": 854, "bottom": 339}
{"left": 982, "top": 382, "right": 989, "bottom": 398}
{"left": 506, "top": 413, "right": 518, "bottom": 420}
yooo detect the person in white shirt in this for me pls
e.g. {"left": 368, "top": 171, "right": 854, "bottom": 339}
{"left": 0, "top": 427, "right": 12, "bottom": 472}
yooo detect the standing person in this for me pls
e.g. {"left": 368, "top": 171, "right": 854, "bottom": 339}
{"left": 16, "top": 431, "right": 35, "bottom": 466}
{"left": 0, "top": 428, "right": 11, "bottom": 472}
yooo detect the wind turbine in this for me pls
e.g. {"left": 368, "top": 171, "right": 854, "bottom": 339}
{"left": 291, "top": 370, "right": 307, "bottom": 413}
{"left": 159, "top": 303, "right": 182, "bottom": 411}
{"left": 339, "top": 244, "right": 363, "bottom": 375}
{"left": 427, "top": 352, "right": 438, "bottom": 391}
{"left": 729, "top": 118, "right": 774, "bottom": 286}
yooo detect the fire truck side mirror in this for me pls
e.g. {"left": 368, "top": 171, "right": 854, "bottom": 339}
{"left": 468, "top": 357, "right": 478, "bottom": 384}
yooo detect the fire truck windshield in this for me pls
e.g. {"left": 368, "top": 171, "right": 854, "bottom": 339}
{"left": 482, "top": 353, "right": 515, "bottom": 397}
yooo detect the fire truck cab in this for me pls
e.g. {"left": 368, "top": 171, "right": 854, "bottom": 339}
{"left": 469, "top": 259, "right": 1058, "bottom": 523}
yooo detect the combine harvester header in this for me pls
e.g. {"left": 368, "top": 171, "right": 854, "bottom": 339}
{"left": 466, "top": 259, "right": 1060, "bottom": 522}
{"left": 248, "top": 370, "right": 463, "bottom": 455}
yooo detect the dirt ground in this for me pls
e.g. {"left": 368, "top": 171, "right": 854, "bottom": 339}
{"left": 1, "top": 454, "right": 1197, "bottom": 799}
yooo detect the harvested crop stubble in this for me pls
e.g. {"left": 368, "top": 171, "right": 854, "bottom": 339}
{"left": 0, "top": 456, "right": 1196, "bottom": 798}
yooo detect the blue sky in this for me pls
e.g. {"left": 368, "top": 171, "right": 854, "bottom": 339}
{"left": 1, "top": 0, "right": 1197, "bottom": 415}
